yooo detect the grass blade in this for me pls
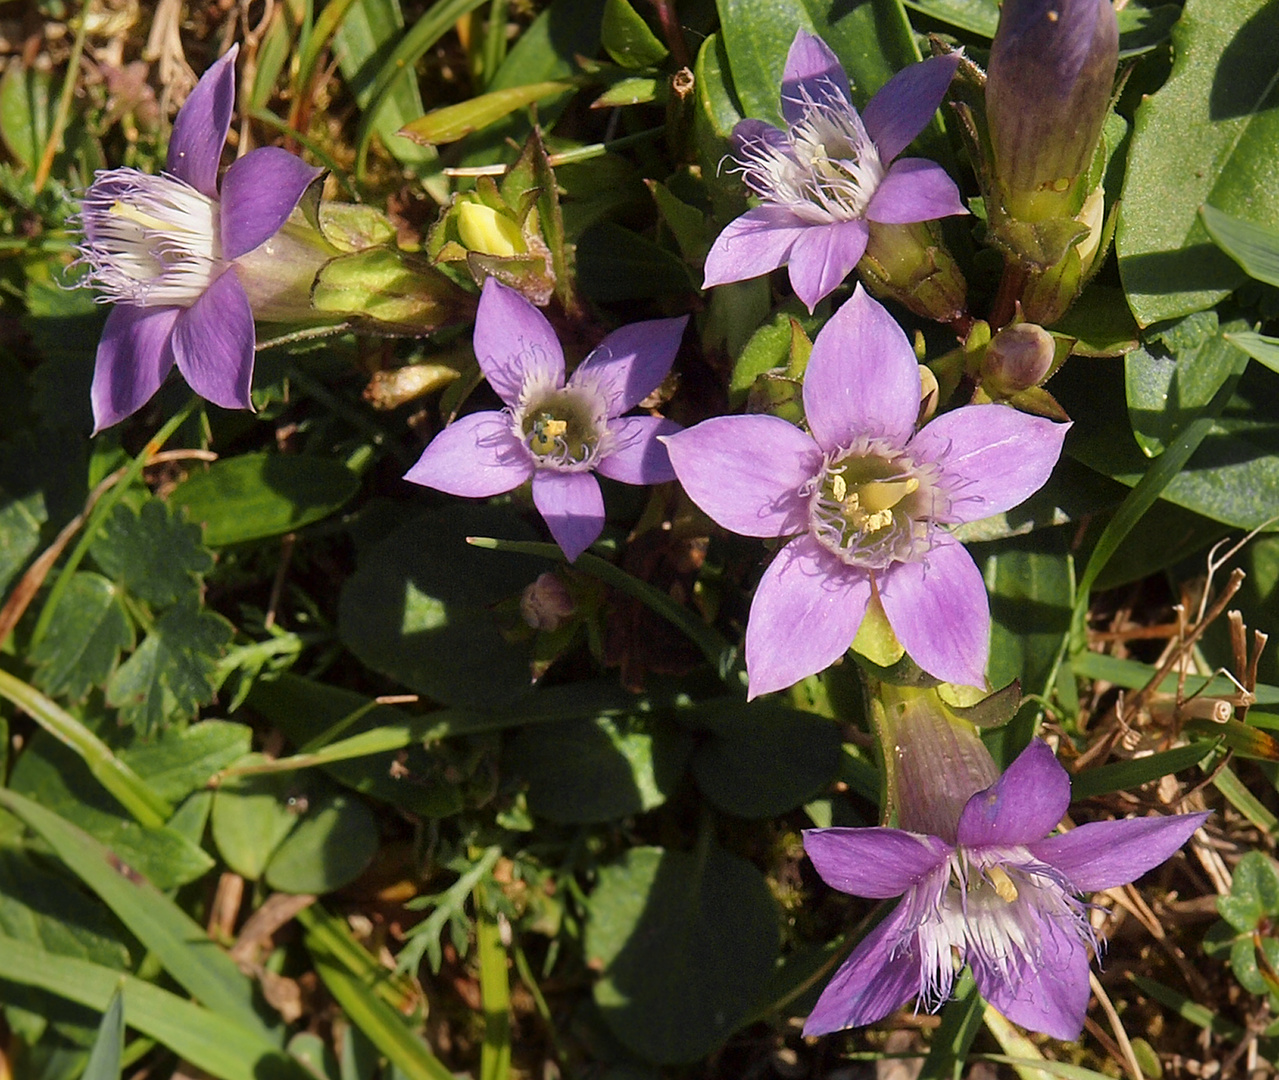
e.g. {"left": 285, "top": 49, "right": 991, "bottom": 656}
{"left": 83, "top": 984, "right": 125, "bottom": 1080}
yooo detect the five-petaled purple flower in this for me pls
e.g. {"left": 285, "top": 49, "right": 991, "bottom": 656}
{"left": 803, "top": 739, "right": 1208, "bottom": 1039}
{"left": 664, "top": 285, "right": 1067, "bottom": 697}
{"left": 75, "top": 45, "right": 321, "bottom": 432}
{"left": 405, "top": 278, "right": 687, "bottom": 562}
{"left": 703, "top": 30, "right": 967, "bottom": 313}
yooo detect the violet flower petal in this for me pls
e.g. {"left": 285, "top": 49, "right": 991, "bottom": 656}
{"left": 803, "top": 904, "right": 922, "bottom": 1036}
{"left": 877, "top": 532, "right": 989, "bottom": 687}
{"left": 1028, "top": 811, "right": 1210, "bottom": 893}
{"left": 861, "top": 52, "right": 962, "bottom": 164}
{"left": 745, "top": 535, "right": 871, "bottom": 699}
{"left": 473, "top": 278, "right": 564, "bottom": 407}
{"left": 91, "top": 304, "right": 180, "bottom": 433}
{"left": 786, "top": 218, "right": 870, "bottom": 313}
{"left": 702, "top": 206, "right": 810, "bottom": 290}
{"left": 957, "top": 740, "right": 1070, "bottom": 848}
{"left": 731, "top": 118, "right": 792, "bottom": 160}
{"left": 803, "top": 827, "right": 951, "bottom": 899}
{"left": 662, "top": 415, "right": 819, "bottom": 538}
{"left": 970, "top": 911, "right": 1091, "bottom": 1041}
{"left": 781, "top": 30, "right": 853, "bottom": 127}
{"left": 166, "top": 46, "right": 238, "bottom": 198}
{"left": 171, "top": 270, "right": 256, "bottom": 410}
{"left": 571, "top": 315, "right": 687, "bottom": 416}
{"left": 803, "top": 284, "right": 921, "bottom": 453}
{"left": 914, "top": 405, "right": 1070, "bottom": 524}
{"left": 220, "top": 146, "right": 323, "bottom": 261}
{"left": 532, "top": 469, "right": 606, "bottom": 563}
{"left": 865, "top": 158, "right": 968, "bottom": 225}
{"left": 404, "top": 411, "right": 532, "bottom": 497}
{"left": 596, "top": 416, "right": 681, "bottom": 485}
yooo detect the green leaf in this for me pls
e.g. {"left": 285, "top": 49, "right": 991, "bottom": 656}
{"left": 0, "top": 931, "right": 305, "bottom": 1080}
{"left": 975, "top": 532, "right": 1073, "bottom": 699}
{"left": 601, "top": 0, "right": 669, "bottom": 69}
{"left": 118, "top": 721, "right": 253, "bottom": 803}
{"left": 901, "top": 0, "right": 997, "bottom": 36}
{"left": 168, "top": 454, "right": 360, "bottom": 547}
{"left": 399, "top": 81, "right": 576, "bottom": 145}
{"left": 82, "top": 985, "right": 124, "bottom": 1080}
{"left": 0, "top": 61, "right": 51, "bottom": 170}
{"left": 90, "top": 499, "right": 213, "bottom": 606}
{"left": 586, "top": 845, "right": 777, "bottom": 1064}
{"left": 9, "top": 733, "right": 214, "bottom": 890}
{"left": 1125, "top": 314, "right": 1249, "bottom": 457}
{"left": 0, "top": 788, "right": 270, "bottom": 1042}
{"left": 1226, "top": 331, "right": 1279, "bottom": 374}
{"left": 505, "top": 715, "right": 693, "bottom": 823}
{"left": 1117, "top": 0, "right": 1279, "bottom": 325}
{"left": 1069, "top": 741, "right": 1216, "bottom": 801}
{"left": 264, "top": 790, "right": 379, "bottom": 894}
{"left": 1201, "top": 203, "right": 1279, "bottom": 287}
{"left": 211, "top": 757, "right": 303, "bottom": 881}
{"left": 29, "top": 572, "right": 133, "bottom": 701}
{"left": 1049, "top": 285, "right": 1140, "bottom": 357}
{"left": 106, "top": 599, "right": 234, "bottom": 734}
{"left": 338, "top": 506, "right": 544, "bottom": 709}
{"left": 0, "top": 484, "right": 43, "bottom": 597}
{"left": 686, "top": 701, "right": 841, "bottom": 818}
{"left": 1218, "top": 852, "right": 1279, "bottom": 931}
{"left": 575, "top": 222, "right": 696, "bottom": 300}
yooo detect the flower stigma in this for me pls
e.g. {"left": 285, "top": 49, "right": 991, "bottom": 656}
{"left": 516, "top": 387, "right": 608, "bottom": 471}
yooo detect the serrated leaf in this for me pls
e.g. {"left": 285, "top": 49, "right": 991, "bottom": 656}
{"left": 106, "top": 599, "right": 233, "bottom": 734}
{"left": 1117, "top": 0, "right": 1279, "bottom": 325}
{"left": 30, "top": 572, "right": 133, "bottom": 702}
{"left": 90, "top": 499, "right": 214, "bottom": 606}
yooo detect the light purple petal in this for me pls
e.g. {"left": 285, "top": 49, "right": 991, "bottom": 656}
{"left": 865, "top": 158, "right": 968, "bottom": 224}
{"left": 166, "top": 45, "right": 238, "bottom": 197}
{"left": 473, "top": 278, "right": 564, "bottom": 408}
{"left": 596, "top": 416, "right": 681, "bottom": 485}
{"left": 971, "top": 909, "right": 1091, "bottom": 1041}
{"left": 662, "top": 415, "right": 819, "bottom": 538}
{"left": 532, "top": 470, "right": 605, "bottom": 563}
{"left": 802, "top": 283, "right": 921, "bottom": 452}
{"left": 703, "top": 206, "right": 810, "bottom": 290}
{"left": 571, "top": 316, "right": 687, "bottom": 416}
{"left": 745, "top": 534, "right": 871, "bottom": 699}
{"left": 171, "top": 270, "right": 255, "bottom": 411}
{"left": 220, "top": 147, "right": 323, "bottom": 261}
{"left": 957, "top": 740, "right": 1069, "bottom": 848}
{"left": 862, "top": 52, "right": 962, "bottom": 164}
{"left": 1029, "top": 811, "right": 1210, "bottom": 893}
{"left": 786, "top": 219, "right": 869, "bottom": 313}
{"left": 804, "top": 827, "right": 951, "bottom": 899}
{"left": 913, "top": 405, "right": 1070, "bottom": 524}
{"left": 404, "top": 411, "right": 532, "bottom": 497}
{"left": 91, "top": 304, "right": 180, "bottom": 433}
{"left": 781, "top": 30, "right": 853, "bottom": 127}
{"left": 803, "top": 903, "right": 921, "bottom": 1036}
{"left": 731, "top": 117, "right": 791, "bottom": 160}
{"left": 877, "top": 533, "right": 988, "bottom": 687}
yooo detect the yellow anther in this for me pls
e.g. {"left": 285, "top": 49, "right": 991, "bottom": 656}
{"left": 987, "top": 865, "right": 1019, "bottom": 903}
{"left": 831, "top": 473, "right": 848, "bottom": 502}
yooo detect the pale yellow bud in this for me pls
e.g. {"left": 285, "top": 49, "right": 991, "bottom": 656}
{"left": 457, "top": 203, "right": 526, "bottom": 258}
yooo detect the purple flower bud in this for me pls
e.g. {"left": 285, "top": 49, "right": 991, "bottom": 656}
{"left": 520, "top": 572, "right": 576, "bottom": 631}
{"left": 981, "top": 322, "right": 1056, "bottom": 393}
{"left": 986, "top": 0, "right": 1118, "bottom": 221}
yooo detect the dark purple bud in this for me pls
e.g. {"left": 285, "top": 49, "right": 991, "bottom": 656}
{"left": 520, "top": 572, "right": 576, "bottom": 631}
{"left": 982, "top": 322, "right": 1056, "bottom": 393}
{"left": 986, "top": 0, "right": 1118, "bottom": 220}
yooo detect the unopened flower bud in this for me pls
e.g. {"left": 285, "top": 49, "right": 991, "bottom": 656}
{"left": 858, "top": 221, "right": 968, "bottom": 325}
{"left": 982, "top": 322, "right": 1056, "bottom": 393}
{"left": 519, "top": 572, "right": 576, "bottom": 631}
{"left": 986, "top": 0, "right": 1118, "bottom": 223}
{"left": 457, "top": 202, "right": 527, "bottom": 258}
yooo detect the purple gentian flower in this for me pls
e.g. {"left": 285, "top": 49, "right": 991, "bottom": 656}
{"left": 803, "top": 739, "right": 1209, "bottom": 1039}
{"left": 663, "top": 285, "right": 1067, "bottom": 697}
{"left": 703, "top": 30, "right": 967, "bottom": 313}
{"left": 75, "top": 45, "right": 321, "bottom": 431}
{"left": 405, "top": 279, "right": 688, "bottom": 562}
